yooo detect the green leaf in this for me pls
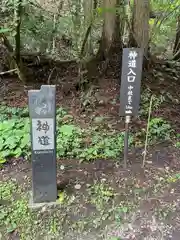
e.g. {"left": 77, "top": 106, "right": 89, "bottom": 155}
{"left": 122, "top": 207, "right": 128, "bottom": 213}
{"left": 0, "top": 158, "right": 6, "bottom": 164}
{"left": 7, "top": 222, "right": 17, "bottom": 233}
{"left": 57, "top": 191, "right": 65, "bottom": 203}
{"left": 97, "top": 7, "right": 103, "bottom": 14}
{"left": 175, "top": 173, "right": 180, "bottom": 179}
{"left": 0, "top": 120, "right": 15, "bottom": 131}
{"left": 59, "top": 125, "right": 76, "bottom": 136}
{"left": 1, "top": 150, "right": 11, "bottom": 158}
{"left": 14, "top": 147, "right": 22, "bottom": 157}
{"left": 0, "top": 137, "right": 4, "bottom": 150}
{"left": 5, "top": 136, "right": 18, "bottom": 149}
{"left": 0, "top": 28, "right": 11, "bottom": 34}
{"left": 175, "top": 142, "right": 180, "bottom": 148}
{"left": 21, "top": 135, "right": 30, "bottom": 147}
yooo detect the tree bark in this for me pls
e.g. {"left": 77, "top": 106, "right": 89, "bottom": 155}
{"left": 173, "top": 15, "right": 180, "bottom": 60}
{"left": 15, "top": 0, "right": 22, "bottom": 65}
{"left": 129, "top": 0, "right": 150, "bottom": 58}
{"left": 14, "top": 0, "right": 28, "bottom": 83}
{"left": 83, "top": 0, "right": 94, "bottom": 57}
{"left": 97, "top": 0, "right": 123, "bottom": 61}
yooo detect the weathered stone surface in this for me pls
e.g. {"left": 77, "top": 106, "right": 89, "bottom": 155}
{"left": 28, "top": 85, "right": 57, "bottom": 203}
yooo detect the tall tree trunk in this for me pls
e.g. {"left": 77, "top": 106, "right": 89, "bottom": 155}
{"left": 77, "top": 0, "right": 97, "bottom": 88}
{"left": 173, "top": 15, "right": 180, "bottom": 61}
{"left": 129, "top": 0, "right": 150, "bottom": 58}
{"left": 82, "top": 0, "right": 124, "bottom": 84}
{"left": 97, "top": 0, "right": 123, "bottom": 61}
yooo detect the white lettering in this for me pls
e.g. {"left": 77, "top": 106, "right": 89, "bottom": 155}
{"left": 128, "top": 85, "right": 134, "bottom": 90}
{"left": 128, "top": 95, "right": 132, "bottom": 105}
{"left": 127, "top": 76, "right": 136, "bottom": 82}
{"left": 128, "top": 60, "right": 136, "bottom": 68}
{"left": 126, "top": 105, "right": 132, "bottom": 110}
{"left": 127, "top": 90, "right": 133, "bottom": 96}
{"left": 125, "top": 110, "right": 132, "bottom": 114}
{"left": 128, "top": 51, "right": 138, "bottom": 60}
{"left": 128, "top": 68, "right": 136, "bottom": 76}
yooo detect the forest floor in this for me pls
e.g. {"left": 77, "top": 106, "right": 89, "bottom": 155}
{"left": 0, "top": 60, "right": 180, "bottom": 240}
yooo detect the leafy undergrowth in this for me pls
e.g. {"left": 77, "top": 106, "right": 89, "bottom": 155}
{"left": 0, "top": 118, "right": 30, "bottom": 164}
{"left": 139, "top": 88, "right": 165, "bottom": 117}
{"left": 0, "top": 105, "right": 131, "bottom": 163}
{"left": 135, "top": 117, "right": 173, "bottom": 145}
{"left": 0, "top": 104, "right": 177, "bottom": 165}
{"left": 175, "top": 134, "right": 180, "bottom": 149}
{"left": 0, "top": 181, "right": 32, "bottom": 237}
{"left": 0, "top": 178, "right": 122, "bottom": 239}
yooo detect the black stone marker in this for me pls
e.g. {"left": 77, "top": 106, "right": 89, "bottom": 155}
{"left": 119, "top": 48, "right": 143, "bottom": 167}
{"left": 120, "top": 48, "right": 143, "bottom": 117}
{"left": 28, "top": 85, "right": 57, "bottom": 203}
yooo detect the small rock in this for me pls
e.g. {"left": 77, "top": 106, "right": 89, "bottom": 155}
{"left": 99, "top": 100, "right": 104, "bottom": 104}
{"left": 60, "top": 165, "right": 65, "bottom": 170}
{"left": 74, "top": 184, "right": 81, "bottom": 190}
{"left": 41, "top": 206, "right": 47, "bottom": 213}
{"left": 146, "top": 161, "right": 152, "bottom": 164}
{"left": 170, "top": 189, "right": 174, "bottom": 194}
{"left": 94, "top": 116, "right": 104, "bottom": 123}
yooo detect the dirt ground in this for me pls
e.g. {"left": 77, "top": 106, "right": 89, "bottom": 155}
{"left": 0, "top": 60, "right": 180, "bottom": 239}
{"left": 1, "top": 143, "right": 180, "bottom": 240}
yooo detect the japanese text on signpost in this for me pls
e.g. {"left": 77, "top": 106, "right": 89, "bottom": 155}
{"left": 32, "top": 118, "right": 54, "bottom": 151}
{"left": 120, "top": 48, "right": 143, "bottom": 116}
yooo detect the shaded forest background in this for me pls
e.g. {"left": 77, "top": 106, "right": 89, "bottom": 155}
{"left": 0, "top": 0, "right": 180, "bottom": 85}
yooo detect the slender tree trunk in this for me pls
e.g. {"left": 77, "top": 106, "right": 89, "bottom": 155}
{"left": 14, "top": 0, "right": 28, "bottom": 83}
{"left": 72, "top": 0, "right": 82, "bottom": 52}
{"left": 129, "top": 0, "right": 150, "bottom": 57}
{"left": 15, "top": 0, "right": 22, "bottom": 65}
{"left": 123, "top": 0, "right": 130, "bottom": 45}
{"left": 83, "top": 0, "right": 94, "bottom": 57}
{"left": 173, "top": 15, "right": 180, "bottom": 60}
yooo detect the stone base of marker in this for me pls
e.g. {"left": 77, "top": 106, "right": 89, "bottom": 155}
{"left": 28, "top": 191, "right": 59, "bottom": 210}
